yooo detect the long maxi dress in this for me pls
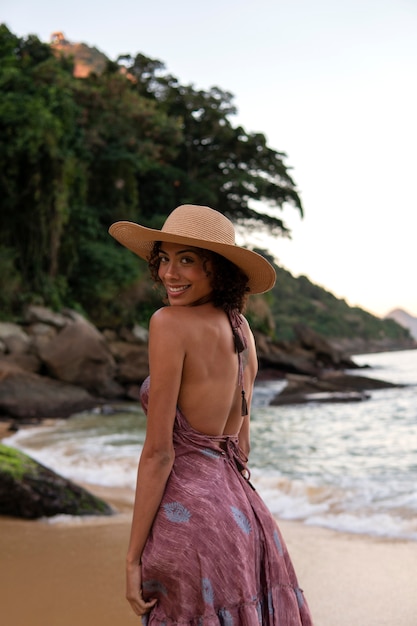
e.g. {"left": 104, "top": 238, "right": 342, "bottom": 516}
{"left": 139, "top": 375, "right": 314, "bottom": 626}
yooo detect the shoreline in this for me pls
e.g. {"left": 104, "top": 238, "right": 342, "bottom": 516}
{"left": 2, "top": 400, "right": 417, "bottom": 626}
{"left": 1, "top": 502, "right": 417, "bottom": 626}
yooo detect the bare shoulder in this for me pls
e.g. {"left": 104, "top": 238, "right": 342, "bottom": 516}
{"left": 151, "top": 306, "right": 196, "bottom": 324}
{"left": 149, "top": 306, "right": 197, "bottom": 338}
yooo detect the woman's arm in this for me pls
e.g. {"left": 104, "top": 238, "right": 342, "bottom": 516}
{"left": 126, "top": 308, "right": 185, "bottom": 616}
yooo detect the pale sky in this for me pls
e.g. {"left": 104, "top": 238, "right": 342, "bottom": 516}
{"left": 3, "top": 0, "right": 417, "bottom": 317}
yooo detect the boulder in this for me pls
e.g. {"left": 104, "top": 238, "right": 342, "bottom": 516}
{"left": 271, "top": 371, "right": 400, "bottom": 405}
{"left": 27, "top": 322, "right": 59, "bottom": 337}
{"left": 255, "top": 324, "right": 359, "bottom": 377}
{"left": 293, "top": 323, "right": 356, "bottom": 368}
{"left": 38, "top": 318, "right": 119, "bottom": 397}
{"left": 0, "top": 443, "right": 113, "bottom": 519}
{"left": 258, "top": 345, "right": 319, "bottom": 376}
{"left": 0, "top": 353, "right": 41, "bottom": 374}
{"left": 0, "top": 362, "right": 97, "bottom": 418}
{"left": 2, "top": 333, "right": 30, "bottom": 355}
{"left": 108, "top": 341, "right": 149, "bottom": 383}
{"left": 119, "top": 324, "right": 149, "bottom": 344}
{"left": 0, "top": 322, "right": 28, "bottom": 340}
{"left": 25, "top": 304, "right": 69, "bottom": 329}
{"left": 0, "top": 323, "right": 31, "bottom": 355}
{"left": 125, "top": 384, "right": 142, "bottom": 401}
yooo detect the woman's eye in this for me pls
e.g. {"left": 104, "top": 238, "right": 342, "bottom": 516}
{"left": 181, "top": 256, "right": 194, "bottom": 264}
{"left": 158, "top": 255, "right": 169, "bottom": 263}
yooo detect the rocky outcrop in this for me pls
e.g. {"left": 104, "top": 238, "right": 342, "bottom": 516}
{"left": 254, "top": 324, "right": 357, "bottom": 377}
{"left": 50, "top": 32, "right": 108, "bottom": 78}
{"left": 38, "top": 313, "right": 121, "bottom": 397}
{"left": 271, "top": 372, "right": 400, "bottom": 406}
{"left": 254, "top": 323, "right": 406, "bottom": 405}
{"left": 0, "top": 361, "right": 97, "bottom": 419}
{"left": 0, "top": 306, "right": 411, "bottom": 419}
{"left": 0, "top": 306, "right": 150, "bottom": 419}
{"left": 0, "top": 443, "right": 113, "bottom": 519}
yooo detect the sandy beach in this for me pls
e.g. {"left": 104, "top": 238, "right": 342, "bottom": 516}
{"left": 1, "top": 497, "right": 416, "bottom": 626}
{"left": 1, "top": 418, "right": 417, "bottom": 626}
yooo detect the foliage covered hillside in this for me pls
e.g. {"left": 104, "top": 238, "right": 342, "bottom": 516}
{"left": 267, "top": 265, "right": 409, "bottom": 342}
{"left": 0, "top": 25, "right": 411, "bottom": 346}
{"left": 0, "top": 25, "right": 301, "bottom": 320}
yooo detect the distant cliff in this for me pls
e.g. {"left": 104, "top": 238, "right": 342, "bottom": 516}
{"left": 50, "top": 31, "right": 108, "bottom": 77}
{"left": 385, "top": 309, "right": 417, "bottom": 340}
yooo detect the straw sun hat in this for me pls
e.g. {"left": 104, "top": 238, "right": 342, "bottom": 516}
{"left": 109, "top": 204, "right": 276, "bottom": 294}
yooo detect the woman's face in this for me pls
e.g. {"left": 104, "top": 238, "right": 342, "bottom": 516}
{"left": 157, "top": 242, "right": 213, "bottom": 306}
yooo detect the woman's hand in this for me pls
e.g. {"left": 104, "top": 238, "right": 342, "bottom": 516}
{"left": 126, "top": 562, "right": 157, "bottom": 617}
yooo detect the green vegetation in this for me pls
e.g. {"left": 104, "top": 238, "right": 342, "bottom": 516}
{"left": 0, "top": 25, "right": 300, "bottom": 322}
{"left": 267, "top": 266, "right": 410, "bottom": 342}
{"left": 0, "top": 444, "right": 38, "bottom": 480}
{"left": 0, "top": 25, "right": 411, "bottom": 345}
{"left": 0, "top": 442, "right": 113, "bottom": 517}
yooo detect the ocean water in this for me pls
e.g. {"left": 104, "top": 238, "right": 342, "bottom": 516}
{"left": 4, "top": 349, "right": 417, "bottom": 540}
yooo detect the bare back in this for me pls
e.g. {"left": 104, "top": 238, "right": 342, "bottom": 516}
{"left": 149, "top": 303, "right": 257, "bottom": 438}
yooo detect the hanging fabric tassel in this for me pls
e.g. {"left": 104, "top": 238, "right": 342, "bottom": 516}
{"left": 227, "top": 309, "right": 249, "bottom": 417}
{"left": 241, "top": 390, "right": 248, "bottom": 416}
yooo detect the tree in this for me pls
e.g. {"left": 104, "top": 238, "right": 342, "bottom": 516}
{"left": 0, "top": 26, "right": 83, "bottom": 308}
{"left": 0, "top": 27, "right": 303, "bottom": 325}
{"left": 123, "top": 53, "right": 303, "bottom": 234}
{"left": 0, "top": 27, "right": 183, "bottom": 317}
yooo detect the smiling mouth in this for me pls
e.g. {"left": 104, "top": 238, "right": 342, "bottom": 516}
{"left": 166, "top": 285, "right": 190, "bottom": 294}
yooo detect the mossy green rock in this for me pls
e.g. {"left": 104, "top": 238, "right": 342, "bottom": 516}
{"left": 0, "top": 443, "right": 114, "bottom": 519}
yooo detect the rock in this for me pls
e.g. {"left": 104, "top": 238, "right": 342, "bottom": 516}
{"left": 0, "top": 443, "right": 113, "bottom": 519}
{"left": 255, "top": 332, "right": 319, "bottom": 376}
{"left": 271, "top": 372, "right": 401, "bottom": 405}
{"left": 125, "top": 384, "right": 142, "bottom": 401}
{"left": 258, "top": 348, "right": 319, "bottom": 377}
{"left": 0, "top": 322, "right": 28, "bottom": 340}
{"left": 27, "top": 322, "right": 58, "bottom": 337}
{"left": 255, "top": 324, "right": 360, "bottom": 378}
{"left": 108, "top": 341, "right": 149, "bottom": 383}
{"left": 320, "top": 371, "right": 400, "bottom": 391}
{"left": 0, "top": 323, "right": 31, "bottom": 356}
{"left": 38, "top": 318, "right": 119, "bottom": 397}
{"left": 0, "top": 362, "right": 97, "bottom": 418}
{"left": 0, "top": 353, "right": 41, "bottom": 374}
{"left": 25, "top": 305, "right": 69, "bottom": 329}
{"left": 2, "top": 333, "right": 30, "bottom": 355}
{"left": 119, "top": 324, "right": 149, "bottom": 344}
{"left": 26, "top": 322, "right": 59, "bottom": 352}
{"left": 102, "top": 328, "right": 118, "bottom": 342}
{"left": 293, "top": 323, "right": 356, "bottom": 368}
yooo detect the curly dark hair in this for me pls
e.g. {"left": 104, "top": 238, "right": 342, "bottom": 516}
{"left": 147, "top": 242, "right": 249, "bottom": 312}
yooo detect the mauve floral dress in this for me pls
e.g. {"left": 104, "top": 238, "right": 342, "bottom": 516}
{"left": 139, "top": 375, "right": 314, "bottom": 626}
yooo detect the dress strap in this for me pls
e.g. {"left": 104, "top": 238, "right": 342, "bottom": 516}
{"left": 227, "top": 309, "right": 248, "bottom": 416}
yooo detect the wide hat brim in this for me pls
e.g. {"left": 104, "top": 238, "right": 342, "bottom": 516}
{"left": 109, "top": 205, "right": 276, "bottom": 294}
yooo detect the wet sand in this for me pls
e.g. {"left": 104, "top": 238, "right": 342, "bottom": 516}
{"left": 1, "top": 502, "right": 416, "bottom": 626}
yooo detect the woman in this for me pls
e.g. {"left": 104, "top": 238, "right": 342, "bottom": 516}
{"left": 109, "top": 204, "right": 313, "bottom": 625}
